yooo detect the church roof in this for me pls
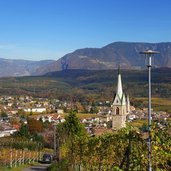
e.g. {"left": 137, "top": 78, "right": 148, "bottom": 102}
{"left": 116, "top": 69, "right": 123, "bottom": 100}
{"left": 112, "top": 68, "right": 126, "bottom": 105}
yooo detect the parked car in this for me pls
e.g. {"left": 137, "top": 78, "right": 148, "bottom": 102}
{"left": 42, "top": 153, "right": 53, "bottom": 163}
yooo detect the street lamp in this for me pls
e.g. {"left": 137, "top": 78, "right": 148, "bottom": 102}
{"left": 140, "top": 50, "right": 160, "bottom": 171}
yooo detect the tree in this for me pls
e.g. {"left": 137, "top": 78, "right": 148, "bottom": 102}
{"left": 17, "top": 123, "right": 30, "bottom": 137}
{"left": 1, "top": 111, "right": 7, "bottom": 117}
{"left": 10, "top": 117, "right": 20, "bottom": 125}
{"left": 140, "top": 123, "right": 148, "bottom": 132}
{"left": 27, "top": 118, "right": 43, "bottom": 134}
{"left": 17, "top": 109, "right": 26, "bottom": 116}
{"left": 55, "top": 111, "right": 87, "bottom": 170}
{"left": 63, "top": 111, "right": 86, "bottom": 137}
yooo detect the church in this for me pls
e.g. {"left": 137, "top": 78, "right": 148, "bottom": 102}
{"left": 111, "top": 68, "right": 130, "bottom": 130}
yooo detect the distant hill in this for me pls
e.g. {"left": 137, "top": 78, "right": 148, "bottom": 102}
{"left": 0, "top": 58, "right": 54, "bottom": 77}
{"left": 0, "top": 68, "right": 171, "bottom": 101}
{"left": 36, "top": 42, "right": 171, "bottom": 75}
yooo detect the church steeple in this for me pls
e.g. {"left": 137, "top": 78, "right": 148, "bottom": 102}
{"left": 116, "top": 66, "right": 123, "bottom": 99}
{"left": 112, "top": 67, "right": 125, "bottom": 106}
{"left": 111, "top": 66, "right": 129, "bottom": 130}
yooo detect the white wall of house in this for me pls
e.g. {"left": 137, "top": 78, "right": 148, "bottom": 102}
{"left": 57, "top": 109, "right": 64, "bottom": 114}
{"left": 23, "top": 108, "right": 46, "bottom": 113}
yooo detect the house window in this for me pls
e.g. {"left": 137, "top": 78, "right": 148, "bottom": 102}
{"left": 116, "top": 107, "right": 119, "bottom": 115}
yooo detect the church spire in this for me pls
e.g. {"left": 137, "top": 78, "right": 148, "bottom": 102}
{"left": 118, "top": 65, "right": 121, "bottom": 74}
{"left": 111, "top": 66, "right": 129, "bottom": 130}
{"left": 116, "top": 66, "right": 123, "bottom": 99}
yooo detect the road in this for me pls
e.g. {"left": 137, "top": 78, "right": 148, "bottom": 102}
{"left": 22, "top": 163, "right": 50, "bottom": 171}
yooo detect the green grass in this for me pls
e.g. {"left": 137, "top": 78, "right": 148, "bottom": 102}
{"left": 135, "top": 97, "right": 171, "bottom": 112}
{"left": 0, "top": 164, "right": 29, "bottom": 171}
{"left": 137, "top": 97, "right": 171, "bottom": 105}
{"left": 128, "top": 120, "right": 147, "bottom": 128}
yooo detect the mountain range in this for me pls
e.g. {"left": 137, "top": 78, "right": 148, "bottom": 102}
{"left": 0, "top": 58, "right": 54, "bottom": 77}
{"left": 36, "top": 42, "right": 171, "bottom": 75}
{"left": 1, "top": 42, "right": 171, "bottom": 77}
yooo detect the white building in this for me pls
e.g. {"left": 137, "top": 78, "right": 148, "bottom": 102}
{"left": 57, "top": 109, "right": 64, "bottom": 114}
{"left": 23, "top": 107, "right": 46, "bottom": 113}
{"left": 0, "top": 129, "right": 17, "bottom": 137}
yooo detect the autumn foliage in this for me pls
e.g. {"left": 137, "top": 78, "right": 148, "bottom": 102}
{"left": 27, "top": 118, "right": 44, "bottom": 134}
{"left": 52, "top": 112, "right": 171, "bottom": 171}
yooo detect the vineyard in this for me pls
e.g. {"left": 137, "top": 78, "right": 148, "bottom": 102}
{"left": 0, "top": 148, "right": 43, "bottom": 168}
{"left": 0, "top": 137, "right": 44, "bottom": 168}
{"left": 51, "top": 112, "right": 171, "bottom": 171}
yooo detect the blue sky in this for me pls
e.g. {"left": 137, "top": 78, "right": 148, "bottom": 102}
{"left": 0, "top": 0, "right": 171, "bottom": 60}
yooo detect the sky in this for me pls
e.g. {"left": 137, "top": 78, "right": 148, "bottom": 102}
{"left": 0, "top": 0, "right": 171, "bottom": 60}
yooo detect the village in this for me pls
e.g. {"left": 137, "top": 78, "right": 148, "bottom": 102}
{"left": 0, "top": 71, "right": 170, "bottom": 138}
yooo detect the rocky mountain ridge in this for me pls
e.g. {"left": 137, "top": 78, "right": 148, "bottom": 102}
{"left": 36, "top": 42, "right": 171, "bottom": 75}
{"left": 1, "top": 42, "right": 171, "bottom": 77}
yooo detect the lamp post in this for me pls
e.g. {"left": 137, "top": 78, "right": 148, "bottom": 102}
{"left": 140, "top": 50, "right": 160, "bottom": 171}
